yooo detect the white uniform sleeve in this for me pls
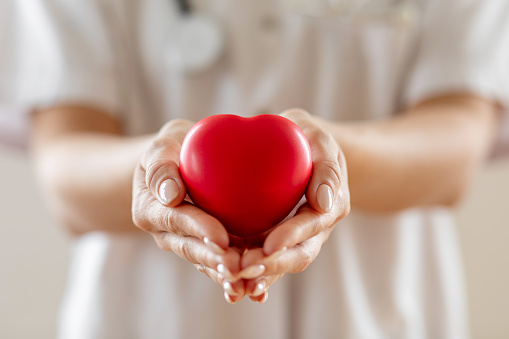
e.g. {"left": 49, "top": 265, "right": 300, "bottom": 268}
{"left": 404, "top": 0, "right": 509, "bottom": 108}
{"left": 0, "top": 0, "right": 121, "bottom": 115}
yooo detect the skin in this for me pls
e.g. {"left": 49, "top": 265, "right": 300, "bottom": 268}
{"left": 31, "top": 94, "right": 498, "bottom": 303}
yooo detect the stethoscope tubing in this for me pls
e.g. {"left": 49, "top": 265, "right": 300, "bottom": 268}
{"left": 175, "top": 0, "right": 191, "bottom": 15}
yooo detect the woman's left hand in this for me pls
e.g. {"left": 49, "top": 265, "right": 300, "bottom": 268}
{"left": 237, "top": 109, "right": 351, "bottom": 303}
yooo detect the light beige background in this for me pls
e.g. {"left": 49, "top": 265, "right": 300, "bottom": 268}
{"left": 0, "top": 144, "right": 508, "bottom": 338}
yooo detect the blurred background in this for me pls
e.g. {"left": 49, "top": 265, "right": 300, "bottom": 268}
{"left": 1, "top": 143, "right": 508, "bottom": 338}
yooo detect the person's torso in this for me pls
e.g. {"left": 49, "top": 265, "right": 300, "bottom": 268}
{"left": 58, "top": 1, "right": 469, "bottom": 338}
{"left": 111, "top": 0, "right": 420, "bottom": 134}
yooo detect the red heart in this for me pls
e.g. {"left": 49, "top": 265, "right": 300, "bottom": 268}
{"left": 179, "top": 114, "right": 312, "bottom": 238}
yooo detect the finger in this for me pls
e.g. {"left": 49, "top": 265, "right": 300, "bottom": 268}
{"left": 141, "top": 119, "right": 194, "bottom": 207}
{"left": 142, "top": 144, "right": 184, "bottom": 207}
{"left": 157, "top": 203, "right": 230, "bottom": 252}
{"left": 132, "top": 180, "right": 230, "bottom": 252}
{"left": 304, "top": 130, "right": 342, "bottom": 214}
{"left": 155, "top": 232, "right": 241, "bottom": 278}
{"left": 249, "top": 291, "right": 269, "bottom": 304}
{"left": 222, "top": 279, "right": 246, "bottom": 304}
{"left": 146, "top": 160, "right": 187, "bottom": 207}
{"left": 245, "top": 274, "right": 283, "bottom": 302}
{"left": 156, "top": 119, "right": 194, "bottom": 141}
{"left": 262, "top": 203, "right": 333, "bottom": 256}
{"left": 280, "top": 108, "right": 345, "bottom": 214}
{"left": 196, "top": 265, "right": 246, "bottom": 304}
{"left": 240, "top": 229, "right": 331, "bottom": 279}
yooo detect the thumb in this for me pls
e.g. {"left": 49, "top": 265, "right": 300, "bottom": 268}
{"left": 146, "top": 160, "right": 187, "bottom": 207}
{"left": 143, "top": 120, "right": 194, "bottom": 207}
{"left": 305, "top": 133, "right": 343, "bottom": 214}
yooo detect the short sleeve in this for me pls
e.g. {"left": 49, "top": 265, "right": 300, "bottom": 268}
{"left": 0, "top": 0, "right": 121, "bottom": 115}
{"left": 403, "top": 0, "right": 509, "bottom": 108}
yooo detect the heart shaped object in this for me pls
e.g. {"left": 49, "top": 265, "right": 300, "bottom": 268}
{"left": 179, "top": 114, "right": 312, "bottom": 238}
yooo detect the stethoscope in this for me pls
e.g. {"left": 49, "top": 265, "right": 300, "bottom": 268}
{"left": 164, "top": 0, "right": 420, "bottom": 74}
{"left": 164, "top": 0, "right": 225, "bottom": 73}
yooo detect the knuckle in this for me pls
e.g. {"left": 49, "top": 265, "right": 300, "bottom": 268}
{"left": 319, "top": 159, "right": 342, "bottom": 188}
{"left": 281, "top": 108, "right": 310, "bottom": 120}
{"left": 307, "top": 126, "right": 339, "bottom": 151}
{"left": 160, "top": 119, "right": 192, "bottom": 134}
{"left": 309, "top": 129, "right": 340, "bottom": 157}
{"left": 152, "top": 136, "right": 181, "bottom": 157}
{"left": 294, "top": 250, "right": 313, "bottom": 273}
{"left": 145, "top": 160, "right": 167, "bottom": 190}
{"left": 177, "top": 239, "right": 197, "bottom": 264}
{"left": 144, "top": 138, "right": 169, "bottom": 161}
{"left": 158, "top": 119, "right": 193, "bottom": 143}
{"left": 143, "top": 134, "right": 183, "bottom": 176}
{"left": 162, "top": 161, "right": 179, "bottom": 178}
{"left": 148, "top": 161, "right": 179, "bottom": 194}
{"left": 195, "top": 264, "right": 207, "bottom": 275}
{"left": 309, "top": 219, "right": 322, "bottom": 238}
{"left": 308, "top": 127, "right": 329, "bottom": 145}
{"left": 162, "top": 209, "right": 180, "bottom": 235}
{"left": 151, "top": 137, "right": 168, "bottom": 150}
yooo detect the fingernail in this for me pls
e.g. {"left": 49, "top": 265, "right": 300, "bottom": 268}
{"left": 265, "top": 247, "right": 287, "bottom": 261}
{"left": 317, "top": 184, "right": 333, "bottom": 213}
{"left": 251, "top": 279, "right": 267, "bottom": 297}
{"left": 217, "top": 264, "right": 236, "bottom": 281}
{"left": 224, "top": 291, "right": 237, "bottom": 304}
{"left": 239, "top": 264, "right": 266, "bottom": 279}
{"left": 223, "top": 281, "right": 240, "bottom": 296}
{"left": 258, "top": 292, "right": 269, "bottom": 304}
{"left": 159, "top": 179, "right": 179, "bottom": 205}
{"left": 204, "top": 237, "right": 226, "bottom": 254}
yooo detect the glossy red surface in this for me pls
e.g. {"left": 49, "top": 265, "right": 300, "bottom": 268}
{"left": 180, "top": 114, "right": 312, "bottom": 237}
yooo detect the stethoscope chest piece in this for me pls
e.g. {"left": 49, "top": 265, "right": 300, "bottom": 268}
{"left": 164, "top": 14, "right": 224, "bottom": 74}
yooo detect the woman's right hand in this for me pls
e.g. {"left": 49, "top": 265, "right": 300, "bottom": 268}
{"left": 132, "top": 119, "right": 245, "bottom": 303}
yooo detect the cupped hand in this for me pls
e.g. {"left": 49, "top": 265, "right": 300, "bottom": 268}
{"left": 132, "top": 119, "right": 246, "bottom": 303}
{"left": 239, "top": 109, "right": 351, "bottom": 302}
